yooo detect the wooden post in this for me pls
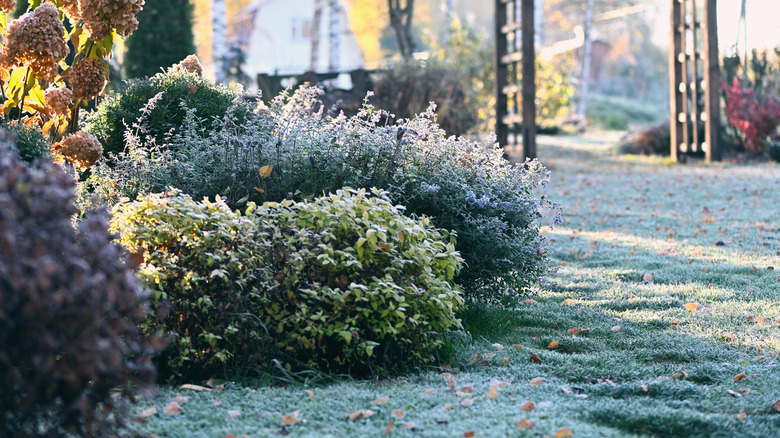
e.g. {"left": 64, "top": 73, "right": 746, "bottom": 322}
{"left": 669, "top": 0, "right": 683, "bottom": 162}
{"left": 703, "top": 0, "right": 721, "bottom": 162}
{"left": 495, "top": 0, "right": 509, "bottom": 151}
{"left": 521, "top": 0, "right": 536, "bottom": 159}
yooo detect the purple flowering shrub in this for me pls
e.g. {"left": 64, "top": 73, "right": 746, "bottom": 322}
{"left": 87, "top": 85, "right": 560, "bottom": 302}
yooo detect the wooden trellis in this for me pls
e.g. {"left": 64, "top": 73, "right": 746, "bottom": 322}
{"left": 669, "top": 0, "right": 721, "bottom": 162}
{"left": 495, "top": 0, "right": 536, "bottom": 160}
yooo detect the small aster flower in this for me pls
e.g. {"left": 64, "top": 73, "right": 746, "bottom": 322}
{"left": 44, "top": 87, "right": 75, "bottom": 116}
{"left": 0, "top": 3, "right": 69, "bottom": 81}
{"left": 51, "top": 131, "right": 103, "bottom": 169}
{"left": 68, "top": 57, "right": 108, "bottom": 101}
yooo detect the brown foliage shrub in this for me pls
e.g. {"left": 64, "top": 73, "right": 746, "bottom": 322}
{"left": 0, "top": 139, "right": 159, "bottom": 437}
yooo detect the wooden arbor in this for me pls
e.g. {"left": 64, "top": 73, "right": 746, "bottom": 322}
{"left": 495, "top": 0, "right": 536, "bottom": 160}
{"left": 669, "top": 0, "right": 721, "bottom": 162}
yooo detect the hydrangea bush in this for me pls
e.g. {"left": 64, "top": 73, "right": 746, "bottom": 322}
{"left": 91, "top": 85, "right": 560, "bottom": 302}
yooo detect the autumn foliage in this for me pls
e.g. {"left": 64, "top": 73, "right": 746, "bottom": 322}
{"left": 722, "top": 78, "right": 780, "bottom": 152}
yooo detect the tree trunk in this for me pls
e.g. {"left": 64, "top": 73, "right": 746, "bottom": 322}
{"left": 212, "top": 0, "right": 227, "bottom": 83}
{"left": 388, "top": 0, "right": 415, "bottom": 59}
{"left": 576, "top": 0, "right": 594, "bottom": 119}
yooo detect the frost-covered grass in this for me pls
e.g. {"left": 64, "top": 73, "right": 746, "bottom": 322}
{"left": 127, "top": 133, "right": 780, "bottom": 437}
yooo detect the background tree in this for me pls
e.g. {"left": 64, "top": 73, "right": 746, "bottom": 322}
{"left": 388, "top": 0, "right": 415, "bottom": 58}
{"left": 124, "top": 0, "right": 196, "bottom": 78}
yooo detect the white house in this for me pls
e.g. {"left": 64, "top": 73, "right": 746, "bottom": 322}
{"left": 230, "top": 0, "right": 364, "bottom": 78}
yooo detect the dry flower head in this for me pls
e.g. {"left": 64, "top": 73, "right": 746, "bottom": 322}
{"left": 172, "top": 55, "right": 203, "bottom": 77}
{"left": 79, "top": 0, "right": 145, "bottom": 41}
{"left": 68, "top": 57, "right": 108, "bottom": 101}
{"left": 0, "top": 3, "right": 69, "bottom": 81}
{"left": 0, "top": 0, "right": 15, "bottom": 14}
{"left": 44, "top": 87, "right": 74, "bottom": 116}
{"left": 51, "top": 131, "right": 103, "bottom": 169}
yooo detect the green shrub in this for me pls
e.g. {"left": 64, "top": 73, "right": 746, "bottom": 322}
{"left": 251, "top": 187, "right": 463, "bottom": 374}
{"left": 2, "top": 120, "right": 51, "bottom": 164}
{"left": 90, "top": 85, "right": 560, "bottom": 303}
{"left": 110, "top": 189, "right": 269, "bottom": 382}
{"left": 0, "top": 143, "right": 157, "bottom": 437}
{"left": 111, "top": 187, "right": 463, "bottom": 378}
{"left": 83, "top": 67, "right": 253, "bottom": 157}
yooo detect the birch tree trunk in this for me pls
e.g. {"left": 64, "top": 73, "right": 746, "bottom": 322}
{"left": 576, "top": 0, "right": 594, "bottom": 119}
{"left": 212, "top": 0, "right": 227, "bottom": 83}
{"left": 387, "top": 0, "right": 415, "bottom": 59}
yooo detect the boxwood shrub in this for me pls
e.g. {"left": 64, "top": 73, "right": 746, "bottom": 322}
{"left": 111, "top": 187, "right": 462, "bottom": 379}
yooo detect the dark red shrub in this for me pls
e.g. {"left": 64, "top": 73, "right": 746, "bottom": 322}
{"left": 722, "top": 77, "right": 780, "bottom": 152}
{"left": 0, "top": 137, "right": 159, "bottom": 437}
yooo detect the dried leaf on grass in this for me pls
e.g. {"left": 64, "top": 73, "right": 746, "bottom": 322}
{"left": 521, "top": 401, "right": 535, "bottom": 412}
{"left": 371, "top": 396, "right": 390, "bottom": 405}
{"left": 734, "top": 372, "right": 747, "bottom": 382}
{"left": 164, "top": 401, "right": 182, "bottom": 415}
{"left": 555, "top": 428, "right": 574, "bottom": 438}
{"left": 348, "top": 409, "right": 376, "bottom": 420}
{"left": 391, "top": 409, "right": 406, "bottom": 419}
{"left": 516, "top": 419, "right": 535, "bottom": 430}
{"left": 281, "top": 410, "right": 300, "bottom": 425}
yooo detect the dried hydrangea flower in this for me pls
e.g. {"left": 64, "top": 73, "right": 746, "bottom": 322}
{"left": 79, "top": 0, "right": 145, "bottom": 41}
{"left": 68, "top": 57, "right": 108, "bottom": 101}
{"left": 44, "top": 87, "right": 74, "bottom": 116}
{"left": 51, "top": 131, "right": 103, "bottom": 169}
{"left": 0, "top": 0, "right": 16, "bottom": 14}
{"left": 53, "top": 0, "right": 82, "bottom": 22}
{"left": 172, "top": 55, "right": 203, "bottom": 77}
{"left": 0, "top": 3, "right": 69, "bottom": 81}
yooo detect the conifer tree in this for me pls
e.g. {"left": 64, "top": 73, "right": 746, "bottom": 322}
{"left": 124, "top": 0, "right": 196, "bottom": 78}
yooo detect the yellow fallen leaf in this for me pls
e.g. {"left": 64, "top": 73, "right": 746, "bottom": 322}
{"left": 564, "top": 299, "right": 575, "bottom": 305}
{"left": 488, "top": 385, "right": 498, "bottom": 399}
{"left": 516, "top": 419, "right": 535, "bottom": 430}
{"left": 306, "top": 390, "right": 314, "bottom": 398}
{"left": 164, "top": 401, "right": 182, "bottom": 415}
{"left": 757, "top": 356, "right": 765, "bottom": 361}
{"left": 391, "top": 409, "right": 405, "bottom": 419}
{"left": 512, "top": 344, "right": 524, "bottom": 350}
{"left": 137, "top": 407, "right": 157, "bottom": 419}
{"left": 258, "top": 164, "right": 273, "bottom": 178}
{"left": 555, "top": 428, "right": 574, "bottom": 438}
{"left": 348, "top": 409, "right": 376, "bottom": 420}
{"left": 684, "top": 303, "right": 698, "bottom": 312}
{"left": 371, "top": 396, "right": 389, "bottom": 405}
{"left": 734, "top": 372, "right": 747, "bottom": 382}
{"left": 530, "top": 378, "right": 543, "bottom": 386}
{"left": 521, "top": 401, "right": 535, "bottom": 412}
{"left": 179, "top": 384, "right": 211, "bottom": 391}
{"left": 548, "top": 340, "right": 560, "bottom": 350}
{"left": 281, "top": 410, "right": 300, "bottom": 425}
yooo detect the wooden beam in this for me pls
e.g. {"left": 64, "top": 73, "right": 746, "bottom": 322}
{"left": 521, "top": 0, "right": 536, "bottom": 159}
{"left": 669, "top": 0, "right": 683, "bottom": 161}
{"left": 703, "top": 0, "right": 721, "bottom": 162}
{"left": 495, "top": 0, "right": 509, "bottom": 152}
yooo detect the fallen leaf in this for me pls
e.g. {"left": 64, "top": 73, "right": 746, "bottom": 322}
{"left": 492, "top": 380, "right": 510, "bottom": 387}
{"left": 447, "top": 374, "right": 457, "bottom": 391}
{"left": 464, "top": 432, "right": 475, "bottom": 438}
{"left": 757, "top": 356, "right": 764, "bottom": 361}
{"left": 684, "top": 303, "right": 698, "bottom": 312}
{"left": 460, "top": 385, "right": 474, "bottom": 393}
{"left": 772, "top": 400, "right": 780, "bottom": 413}
{"left": 174, "top": 395, "right": 188, "bottom": 404}
{"left": 523, "top": 299, "right": 537, "bottom": 305}
{"left": 575, "top": 394, "right": 589, "bottom": 399}
{"left": 492, "top": 343, "right": 505, "bottom": 351}
{"left": 560, "top": 387, "right": 572, "bottom": 394}
{"left": 164, "top": 401, "right": 182, "bottom": 415}
{"left": 555, "top": 428, "right": 574, "bottom": 438}
{"left": 643, "top": 273, "right": 653, "bottom": 283}
{"left": 227, "top": 409, "right": 241, "bottom": 420}
{"left": 425, "top": 388, "right": 437, "bottom": 395}
{"left": 512, "top": 344, "right": 524, "bottom": 350}
{"left": 734, "top": 372, "right": 747, "bottom": 382}
{"left": 748, "top": 315, "right": 765, "bottom": 324}
{"left": 516, "top": 419, "right": 535, "bottom": 430}
{"left": 136, "top": 407, "right": 156, "bottom": 419}
{"left": 401, "top": 422, "right": 415, "bottom": 430}
{"left": 386, "top": 421, "right": 394, "bottom": 434}
{"left": 503, "top": 357, "right": 509, "bottom": 366}
{"left": 548, "top": 340, "right": 560, "bottom": 350}
{"left": 483, "top": 353, "right": 495, "bottom": 359}
{"left": 726, "top": 390, "right": 742, "bottom": 398}
{"left": 561, "top": 261, "right": 567, "bottom": 266}
{"left": 530, "top": 378, "right": 543, "bottom": 386}
{"left": 564, "top": 299, "right": 575, "bottom": 305}
{"left": 530, "top": 353, "right": 542, "bottom": 364}
{"left": 371, "top": 396, "right": 390, "bottom": 405}
{"left": 640, "top": 385, "right": 648, "bottom": 392}
{"left": 212, "top": 401, "right": 223, "bottom": 407}
{"left": 460, "top": 399, "right": 474, "bottom": 407}
{"left": 568, "top": 328, "right": 581, "bottom": 336}
{"left": 630, "top": 294, "right": 637, "bottom": 300}
{"left": 348, "top": 409, "right": 376, "bottom": 420}
{"left": 578, "top": 307, "right": 584, "bottom": 315}
{"left": 521, "top": 401, "right": 535, "bottom": 412}
{"left": 611, "top": 326, "right": 621, "bottom": 332}
{"left": 443, "top": 403, "right": 454, "bottom": 410}
{"left": 489, "top": 385, "right": 498, "bottom": 399}
{"left": 391, "top": 409, "right": 406, "bottom": 419}
{"left": 179, "top": 384, "right": 211, "bottom": 391}
{"left": 306, "top": 390, "right": 314, "bottom": 398}
{"left": 258, "top": 164, "right": 273, "bottom": 177}
{"left": 281, "top": 410, "right": 300, "bottom": 425}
